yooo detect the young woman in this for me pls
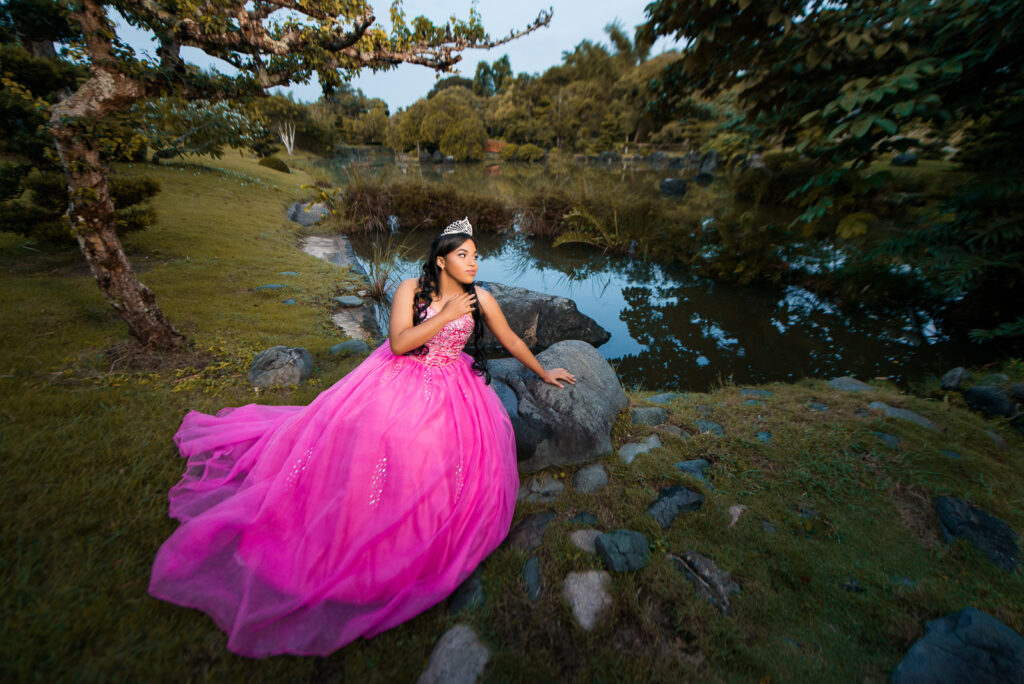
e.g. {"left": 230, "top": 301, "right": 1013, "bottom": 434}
{"left": 149, "top": 217, "right": 574, "bottom": 657}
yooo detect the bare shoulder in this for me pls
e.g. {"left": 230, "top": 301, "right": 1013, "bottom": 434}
{"left": 474, "top": 286, "right": 501, "bottom": 317}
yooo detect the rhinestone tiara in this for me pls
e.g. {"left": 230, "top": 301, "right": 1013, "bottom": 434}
{"left": 441, "top": 216, "right": 473, "bottom": 236}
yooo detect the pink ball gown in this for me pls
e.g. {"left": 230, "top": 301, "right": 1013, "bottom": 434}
{"left": 149, "top": 307, "right": 518, "bottom": 657}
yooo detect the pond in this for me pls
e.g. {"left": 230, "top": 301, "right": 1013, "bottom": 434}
{"left": 333, "top": 151, "right": 985, "bottom": 391}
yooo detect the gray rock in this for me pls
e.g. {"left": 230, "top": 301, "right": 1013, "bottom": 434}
{"left": 828, "top": 376, "right": 873, "bottom": 392}
{"left": 618, "top": 434, "right": 662, "bottom": 464}
{"left": 985, "top": 430, "right": 1009, "bottom": 451}
{"left": 869, "top": 401, "right": 939, "bottom": 431}
{"left": 659, "top": 178, "right": 688, "bottom": 197}
{"left": 282, "top": 298, "right": 296, "bottom": 305}
{"left": 632, "top": 406, "right": 669, "bottom": 426}
{"left": 942, "top": 450, "right": 964, "bottom": 459}
{"left": 253, "top": 283, "right": 286, "bottom": 290}
{"left": 333, "top": 295, "right": 364, "bottom": 307}
{"left": 517, "top": 474, "right": 565, "bottom": 504}
{"left": 674, "top": 459, "right": 711, "bottom": 486}
{"left": 522, "top": 558, "right": 542, "bottom": 603}
{"left": 981, "top": 373, "right": 1010, "bottom": 386}
{"left": 507, "top": 511, "right": 557, "bottom": 551}
{"left": 694, "top": 419, "right": 724, "bottom": 437}
{"left": 595, "top": 529, "right": 650, "bottom": 572}
{"left": 647, "top": 486, "right": 704, "bottom": 529}
{"left": 669, "top": 551, "right": 741, "bottom": 614}
{"left": 935, "top": 496, "right": 1020, "bottom": 572}
{"left": 658, "top": 424, "right": 689, "bottom": 440}
{"left": 247, "top": 346, "right": 313, "bottom": 388}
{"left": 808, "top": 402, "right": 830, "bottom": 412}
{"left": 962, "top": 385, "right": 1017, "bottom": 418}
{"left": 489, "top": 341, "right": 627, "bottom": 473}
{"left": 278, "top": 271, "right": 298, "bottom": 276}
{"left": 570, "top": 512, "right": 599, "bottom": 526}
{"left": 744, "top": 399, "right": 765, "bottom": 406}
{"left": 286, "top": 200, "right": 328, "bottom": 227}
{"left": 572, "top": 464, "right": 609, "bottom": 493}
{"left": 740, "top": 389, "right": 774, "bottom": 398}
{"left": 891, "top": 152, "right": 918, "bottom": 167}
{"left": 418, "top": 624, "right": 490, "bottom": 684}
{"left": 562, "top": 571, "right": 613, "bottom": 631}
{"left": 476, "top": 282, "right": 609, "bottom": 354}
{"left": 648, "top": 392, "right": 684, "bottom": 404}
{"left": 569, "top": 528, "right": 602, "bottom": 554}
{"left": 756, "top": 431, "right": 772, "bottom": 443}
{"left": 1008, "top": 383, "right": 1024, "bottom": 402}
{"left": 300, "top": 235, "right": 366, "bottom": 275}
{"left": 330, "top": 339, "right": 369, "bottom": 355}
{"left": 449, "top": 568, "right": 485, "bottom": 615}
{"left": 873, "top": 431, "right": 902, "bottom": 448}
{"left": 941, "top": 367, "right": 971, "bottom": 391}
{"left": 892, "top": 608, "right": 1024, "bottom": 684}
{"left": 761, "top": 521, "right": 777, "bottom": 534}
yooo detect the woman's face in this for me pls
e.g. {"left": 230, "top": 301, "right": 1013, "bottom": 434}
{"left": 438, "top": 238, "right": 478, "bottom": 284}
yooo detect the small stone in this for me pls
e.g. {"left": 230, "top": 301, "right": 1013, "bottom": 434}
{"left": 1007, "top": 383, "right": 1024, "bottom": 402}
{"left": 570, "top": 512, "right": 599, "bottom": 526}
{"left": 247, "top": 346, "right": 313, "bottom": 388}
{"left": 658, "top": 424, "right": 689, "bottom": 440}
{"left": 595, "top": 529, "right": 650, "bottom": 572}
{"left": 985, "top": 430, "right": 1009, "bottom": 450}
{"left": 632, "top": 406, "right": 669, "bottom": 426}
{"left": 761, "top": 521, "right": 777, "bottom": 534}
{"left": 618, "top": 434, "right": 662, "bottom": 464}
{"left": 941, "top": 449, "right": 964, "bottom": 459}
{"left": 522, "top": 557, "right": 542, "bottom": 603}
{"left": 648, "top": 392, "right": 683, "bottom": 404}
{"left": 740, "top": 389, "right": 774, "bottom": 398}
{"left": 843, "top": 579, "right": 865, "bottom": 593}
{"left": 674, "top": 459, "right": 711, "bottom": 487}
{"left": 872, "top": 431, "right": 902, "bottom": 448}
{"left": 728, "top": 505, "right": 747, "bottom": 528}
{"left": 808, "top": 402, "right": 829, "bottom": 412}
{"left": 569, "top": 528, "right": 602, "bottom": 554}
{"left": 646, "top": 486, "right": 704, "bottom": 529}
{"left": 669, "top": 551, "right": 740, "bottom": 614}
{"left": 962, "top": 386, "right": 1017, "bottom": 418}
{"left": 278, "top": 271, "right": 298, "bottom": 276}
{"left": 572, "top": 464, "right": 609, "bottom": 494}
{"left": 507, "top": 511, "right": 557, "bottom": 551}
{"left": 330, "top": 339, "right": 370, "bottom": 355}
{"left": 694, "top": 419, "right": 724, "bottom": 437}
{"left": 981, "top": 373, "right": 1010, "bottom": 386}
{"left": 449, "top": 568, "right": 485, "bottom": 615}
{"left": 418, "top": 624, "right": 490, "bottom": 684}
{"left": 282, "top": 298, "right": 296, "bottom": 305}
{"left": 940, "top": 367, "right": 970, "bottom": 391}
{"left": 253, "top": 283, "right": 286, "bottom": 290}
{"left": 935, "top": 496, "right": 1020, "bottom": 572}
{"left": 756, "top": 431, "right": 771, "bottom": 443}
{"left": 744, "top": 399, "right": 765, "bottom": 406}
{"left": 898, "top": 577, "right": 917, "bottom": 589}
{"left": 855, "top": 409, "right": 871, "bottom": 418}
{"left": 828, "top": 376, "right": 873, "bottom": 392}
{"left": 562, "top": 571, "right": 613, "bottom": 631}
{"left": 517, "top": 474, "right": 565, "bottom": 503}
{"left": 333, "top": 295, "right": 365, "bottom": 307}
{"left": 869, "top": 401, "right": 939, "bottom": 431}
{"left": 892, "top": 608, "right": 1024, "bottom": 684}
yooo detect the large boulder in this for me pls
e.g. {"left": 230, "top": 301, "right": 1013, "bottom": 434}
{"left": 247, "top": 346, "right": 313, "bottom": 388}
{"left": 489, "top": 340, "right": 627, "bottom": 472}
{"left": 476, "top": 282, "right": 609, "bottom": 354}
{"left": 892, "top": 608, "right": 1024, "bottom": 683}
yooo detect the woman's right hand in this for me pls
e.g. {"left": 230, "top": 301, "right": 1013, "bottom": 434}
{"left": 438, "top": 292, "right": 476, "bottom": 321}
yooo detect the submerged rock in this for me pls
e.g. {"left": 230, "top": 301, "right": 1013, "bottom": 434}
{"left": 490, "top": 341, "right": 627, "bottom": 473}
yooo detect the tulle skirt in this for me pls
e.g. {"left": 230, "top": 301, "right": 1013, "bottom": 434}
{"left": 149, "top": 344, "right": 518, "bottom": 657}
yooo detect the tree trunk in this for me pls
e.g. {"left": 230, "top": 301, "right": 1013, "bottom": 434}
{"left": 49, "top": 53, "right": 187, "bottom": 350}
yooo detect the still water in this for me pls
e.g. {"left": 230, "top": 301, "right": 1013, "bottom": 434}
{"left": 349, "top": 228, "right": 981, "bottom": 392}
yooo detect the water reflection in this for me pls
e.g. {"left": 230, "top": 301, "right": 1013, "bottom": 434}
{"left": 348, "top": 229, "right": 982, "bottom": 391}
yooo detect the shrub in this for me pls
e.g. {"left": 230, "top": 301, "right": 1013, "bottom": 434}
{"left": 516, "top": 143, "right": 545, "bottom": 162}
{"left": 499, "top": 143, "right": 519, "bottom": 161}
{"left": 258, "top": 156, "right": 290, "bottom": 173}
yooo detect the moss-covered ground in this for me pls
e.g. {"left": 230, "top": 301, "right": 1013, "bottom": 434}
{"left": 1, "top": 151, "right": 1021, "bottom": 682}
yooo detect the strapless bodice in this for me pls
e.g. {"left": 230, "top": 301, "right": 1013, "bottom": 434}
{"left": 410, "top": 305, "right": 475, "bottom": 366}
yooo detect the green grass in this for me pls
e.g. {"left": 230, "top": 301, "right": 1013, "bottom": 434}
{"left": 1, "top": 151, "right": 1021, "bottom": 682}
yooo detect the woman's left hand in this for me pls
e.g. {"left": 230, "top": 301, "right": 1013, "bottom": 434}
{"left": 542, "top": 368, "right": 576, "bottom": 388}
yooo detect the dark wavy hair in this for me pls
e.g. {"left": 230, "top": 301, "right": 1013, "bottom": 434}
{"left": 406, "top": 232, "right": 490, "bottom": 384}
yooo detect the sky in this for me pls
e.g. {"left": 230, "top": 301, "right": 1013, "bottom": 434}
{"left": 116, "top": 1, "right": 681, "bottom": 112}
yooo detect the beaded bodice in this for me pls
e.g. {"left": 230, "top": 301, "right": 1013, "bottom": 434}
{"left": 411, "top": 305, "right": 475, "bottom": 366}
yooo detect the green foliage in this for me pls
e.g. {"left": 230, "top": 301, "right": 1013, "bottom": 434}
{"left": 387, "top": 87, "right": 487, "bottom": 161}
{"left": 516, "top": 143, "right": 545, "bottom": 162}
{"left": 257, "top": 156, "right": 290, "bottom": 173}
{"left": 427, "top": 75, "right": 473, "bottom": 98}
{"left": 553, "top": 208, "right": 629, "bottom": 253}
{"left": 137, "top": 98, "right": 266, "bottom": 161}
{"left": 499, "top": 142, "right": 519, "bottom": 161}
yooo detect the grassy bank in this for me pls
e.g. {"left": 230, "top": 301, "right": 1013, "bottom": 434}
{"left": 1, "top": 151, "right": 1021, "bottom": 682}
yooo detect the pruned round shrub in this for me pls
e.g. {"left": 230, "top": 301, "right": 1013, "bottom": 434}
{"left": 499, "top": 143, "right": 519, "bottom": 161}
{"left": 258, "top": 156, "right": 290, "bottom": 173}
